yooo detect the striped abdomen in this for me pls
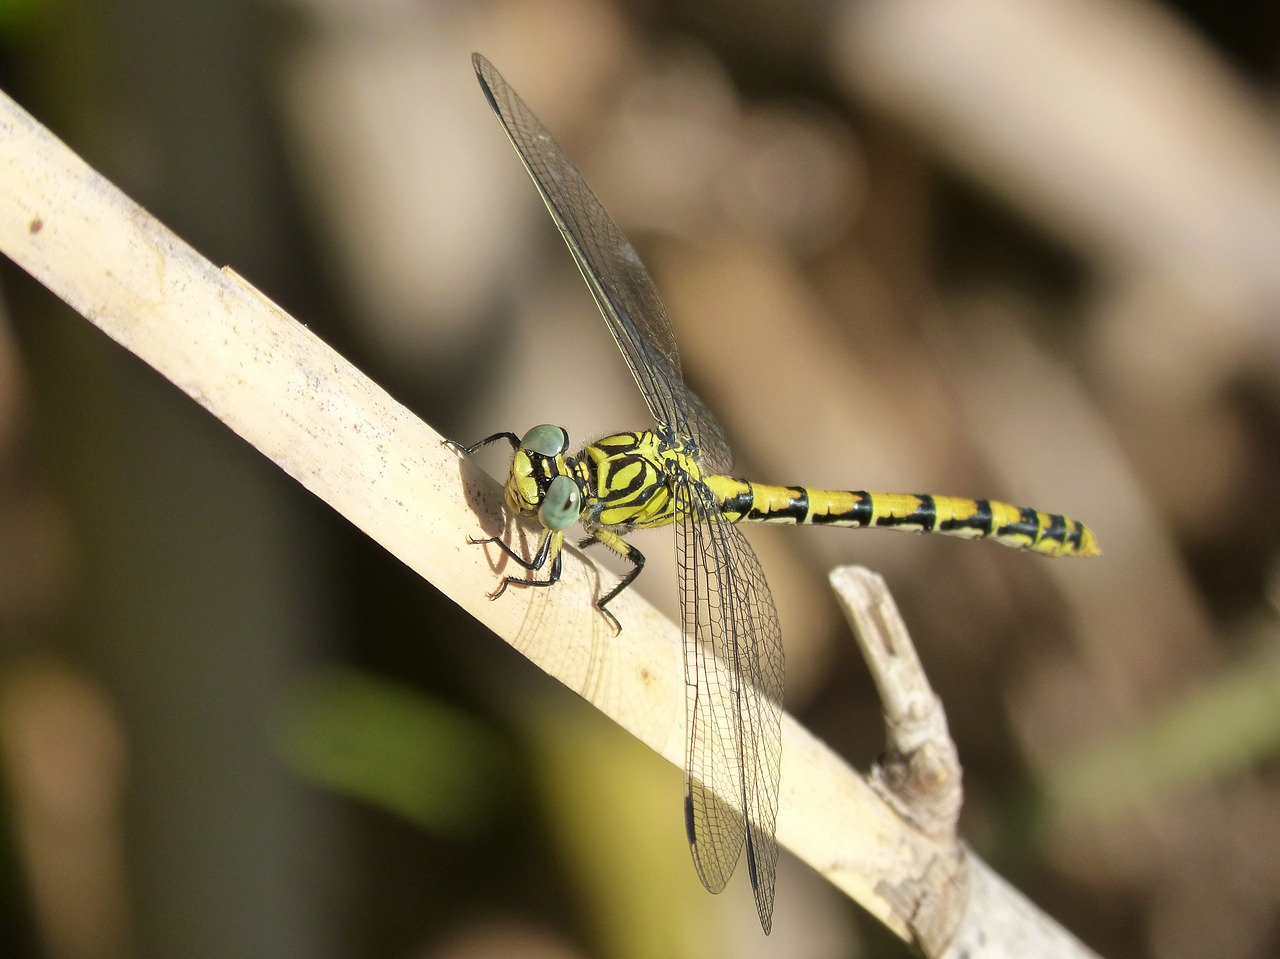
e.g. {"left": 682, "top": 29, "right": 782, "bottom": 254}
{"left": 704, "top": 476, "right": 1100, "bottom": 558}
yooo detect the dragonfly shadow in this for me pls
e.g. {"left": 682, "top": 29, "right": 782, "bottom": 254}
{"left": 510, "top": 549, "right": 619, "bottom": 711}
{"left": 447, "top": 445, "right": 508, "bottom": 538}
{"left": 446, "top": 445, "right": 620, "bottom": 706}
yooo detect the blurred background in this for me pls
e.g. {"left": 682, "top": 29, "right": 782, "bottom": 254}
{"left": 2, "top": 0, "right": 1280, "bottom": 956}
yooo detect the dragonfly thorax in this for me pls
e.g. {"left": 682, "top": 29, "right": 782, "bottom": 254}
{"left": 580, "top": 430, "right": 692, "bottom": 531}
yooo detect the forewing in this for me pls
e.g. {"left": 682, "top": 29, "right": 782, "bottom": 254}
{"left": 473, "top": 54, "right": 731, "bottom": 467}
{"left": 675, "top": 474, "right": 783, "bottom": 933}
{"left": 685, "top": 386, "right": 733, "bottom": 475}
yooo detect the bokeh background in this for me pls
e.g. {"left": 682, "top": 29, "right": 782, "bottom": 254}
{"left": 2, "top": 0, "right": 1279, "bottom": 957}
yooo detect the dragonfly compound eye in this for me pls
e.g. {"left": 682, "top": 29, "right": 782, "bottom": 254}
{"left": 520, "top": 424, "right": 569, "bottom": 457}
{"left": 538, "top": 475, "right": 581, "bottom": 530}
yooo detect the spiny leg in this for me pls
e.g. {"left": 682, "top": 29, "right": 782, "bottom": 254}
{"left": 579, "top": 529, "right": 646, "bottom": 634}
{"left": 443, "top": 431, "right": 521, "bottom": 455}
{"left": 471, "top": 528, "right": 565, "bottom": 600}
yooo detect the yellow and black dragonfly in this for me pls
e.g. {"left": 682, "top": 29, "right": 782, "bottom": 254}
{"left": 460, "top": 53, "right": 1099, "bottom": 934}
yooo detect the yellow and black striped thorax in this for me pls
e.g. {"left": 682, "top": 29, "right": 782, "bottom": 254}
{"left": 579, "top": 430, "right": 694, "bottom": 530}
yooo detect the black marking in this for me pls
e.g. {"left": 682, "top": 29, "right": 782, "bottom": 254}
{"left": 1041, "top": 512, "right": 1068, "bottom": 545}
{"left": 997, "top": 506, "right": 1043, "bottom": 544}
{"left": 717, "top": 485, "right": 755, "bottom": 520}
{"left": 595, "top": 432, "right": 646, "bottom": 458}
{"left": 786, "top": 486, "right": 810, "bottom": 522}
{"left": 938, "top": 497, "right": 995, "bottom": 536}
{"left": 874, "top": 494, "right": 937, "bottom": 532}
{"left": 604, "top": 457, "right": 659, "bottom": 500}
{"left": 747, "top": 485, "right": 809, "bottom": 523}
{"left": 811, "top": 490, "right": 873, "bottom": 526}
{"left": 531, "top": 456, "right": 560, "bottom": 499}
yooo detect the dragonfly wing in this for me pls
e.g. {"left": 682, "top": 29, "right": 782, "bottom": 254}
{"left": 675, "top": 473, "right": 783, "bottom": 933}
{"left": 684, "top": 386, "right": 733, "bottom": 475}
{"left": 473, "top": 54, "right": 732, "bottom": 470}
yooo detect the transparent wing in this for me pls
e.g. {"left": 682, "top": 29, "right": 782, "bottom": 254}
{"left": 675, "top": 473, "right": 783, "bottom": 933}
{"left": 473, "top": 53, "right": 733, "bottom": 473}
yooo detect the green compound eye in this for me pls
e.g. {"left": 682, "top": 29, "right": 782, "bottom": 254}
{"left": 538, "top": 475, "right": 581, "bottom": 530}
{"left": 520, "top": 425, "right": 569, "bottom": 457}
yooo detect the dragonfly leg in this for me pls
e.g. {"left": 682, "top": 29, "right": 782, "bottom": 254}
{"left": 579, "top": 529, "right": 645, "bottom": 633}
{"left": 471, "top": 528, "right": 564, "bottom": 600}
{"left": 443, "top": 431, "right": 521, "bottom": 455}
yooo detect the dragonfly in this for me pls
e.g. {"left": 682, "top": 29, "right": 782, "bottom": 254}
{"left": 461, "top": 52, "right": 1100, "bottom": 934}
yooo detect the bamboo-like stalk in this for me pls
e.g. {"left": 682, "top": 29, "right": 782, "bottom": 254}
{"left": 0, "top": 87, "right": 1100, "bottom": 956}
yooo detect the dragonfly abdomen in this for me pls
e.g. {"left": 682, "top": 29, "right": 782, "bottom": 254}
{"left": 705, "top": 476, "right": 1099, "bottom": 557}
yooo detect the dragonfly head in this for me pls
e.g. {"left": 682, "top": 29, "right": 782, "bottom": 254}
{"left": 506, "top": 425, "right": 583, "bottom": 532}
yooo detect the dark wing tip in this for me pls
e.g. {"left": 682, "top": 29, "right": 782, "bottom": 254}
{"left": 472, "top": 53, "right": 502, "bottom": 114}
{"left": 746, "top": 829, "right": 778, "bottom": 933}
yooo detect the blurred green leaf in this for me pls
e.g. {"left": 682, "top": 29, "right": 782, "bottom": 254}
{"left": 532, "top": 700, "right": 712, "bottom": 959}
{"left": 1044, "top": 635, "right": 1280, "bottom": 828}
{"left": 0, "top": 0, "right": 46, "bottom": 33}
{"left": 273, "top": 667, "right": 510, "bottom": 837}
